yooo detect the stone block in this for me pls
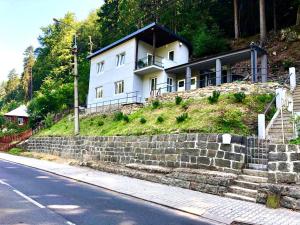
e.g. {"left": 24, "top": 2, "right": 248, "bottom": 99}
{"left": 220, "top": 144, "right": 231, "bottom": 152}
{"left": 268, "top": 162, "right": 277, "bottom": 171}
{"left": 280, "top": 196, "right": 298, "bottom": 210}
{"left": 293, "top": 162, "right": 300, "bottom": 172}
{"left": 269, "top": 152, "right": 287, "bottom": 162}
{"left": 200, "top": 149, "right": 207, "bottom": 156}
{"left": 216, "top": 151, "right": 224, "bottom": 158}
{"left": 231, "top": 161, "right": 244, "bottom": 170}
{"left": 278, "top": 162, "right": 291, "bottom": 172}
{"left": 268, "top": 144, "right": 276, "bottom": 152}
{"left": 207, "top": 150, "right": 217, "bottom": 158}
{"left": 288, "top": 145, "right": 298, "bottom": 152}
{"left": 277, "top": 172, "right": 297, "bottom": 184}
{"left": 181, "top": 155, "right": 189, "bottom": 162}
{"left": 215, "top": 159, "right": 231, "bottom": 168}
{"left": 207, "top": 134, "right": 218, "bottom": 142}
{"left": 290, "top": 153, "right": 300, "bottom": 161}
{"left": 197, "top": 157, "right": 211, "bottom": 166}
{"left": 277, "top": 144, "right": 287, "bottom": 152}
{"left": 207, "top": 142, "right": 219, "bottom": 150}
{"left": 198, "top": 133, "right": 208, "bottom": 142}
{"left": 224, "top": 152, "right": 243, "bottom": 162}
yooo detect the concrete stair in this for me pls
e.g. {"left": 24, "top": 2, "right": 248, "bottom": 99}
{"left": 225, "top": 169, "right": 268, "bottom": 203}
{"left": 267, "top": 110, "right": 293, "bottom": 143}
{"left": 293, "top": 86, "right": 300, "bottom": 112}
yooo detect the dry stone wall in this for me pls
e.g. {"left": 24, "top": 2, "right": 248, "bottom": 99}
{"left": 20, "top": 133, "right": 247, "bottom": 173}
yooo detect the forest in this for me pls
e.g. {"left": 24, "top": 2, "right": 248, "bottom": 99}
{"left": 0, "top": 0, "right": 299, "bottom": 127}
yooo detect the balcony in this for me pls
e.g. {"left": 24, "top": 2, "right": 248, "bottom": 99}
{"left": 134, "top": 55, "right": 164, "bottom": 75}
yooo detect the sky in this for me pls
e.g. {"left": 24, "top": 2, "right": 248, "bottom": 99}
{"left": 0, "top": 0, "right": 103, "bottom": 82}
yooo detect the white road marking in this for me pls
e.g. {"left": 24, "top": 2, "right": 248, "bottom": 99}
{"left": 13, "top": 189, "right": 45, "bottom": 208}
{"left": 66, "top": 221, "right": 76, "bottom": 225}
{"left": 0, "top": 179, "right": 11, "bottom": 187}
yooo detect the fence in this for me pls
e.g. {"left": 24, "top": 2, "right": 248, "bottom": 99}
{"left": 0, "top": 129, "right": 33, "bottom": 152}
{"left": 86, "top": 91, "right": 143, "bottom": 114}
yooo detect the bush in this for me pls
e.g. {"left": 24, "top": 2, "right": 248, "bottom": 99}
{"left": 152, "top": 100, "right": 160, "bottom": 109}
{"left": 208, "top": 91, "right": 220, "bottom": 104}
{"left": 217, "top": 109, "right": 248, "bottom": 133}
{"left": 102, "top": 114, "right": 107, "bottom": 119}
{"left": 97, "top": 121, "right": 104, "bottom": 126}
{"left": 140, "top": 117, "right": 147, "bottom": 124}
{"left": 156, "top": 116, "right": 164, "bottom": 123}
{"left": 176, "top": 113, "right": 188, "bottom": 123}
{"left": 123, "top": 114, "right": 130, "bottom": 123}
{"left": 44, "top": 113, "right": 54, "bottom": 128}
{"left": 113, "top": 111, "right": 124, "bottom": 121}
{"left": 8, "top": 148, "right": 23, "bottom": 156}
{"left": 234, "top": 92, "right": 246, "bottom": 103}
{"left": 181, "top": 101, "right": 189, "bottom": 110}
{"left": 175, "top": 96, "right": 182, "bottom": 105}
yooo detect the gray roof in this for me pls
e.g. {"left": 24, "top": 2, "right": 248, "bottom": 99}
{"left": 87, "top": 23, "right": 192, "bottom": 60}
{"left": 4, "top": 105, "right": 29, "bottom": 117}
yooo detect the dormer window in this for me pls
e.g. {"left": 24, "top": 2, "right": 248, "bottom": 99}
{"left": 116, "top": 53, "right": 125, "bottom": 67}
{"left": 168, "top": 51, "right": 174, "bottom": 61}
{"left": 97, "top": 61, "right": 104, "bottom": 73}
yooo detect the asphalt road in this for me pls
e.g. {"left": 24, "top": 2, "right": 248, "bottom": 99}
{"left": 0, "top": 159, "right": 219, "bottom": 225}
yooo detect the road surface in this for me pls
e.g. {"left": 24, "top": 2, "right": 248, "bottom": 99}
{"left": 0, "top": 159, "right": 219, "bottom": 225}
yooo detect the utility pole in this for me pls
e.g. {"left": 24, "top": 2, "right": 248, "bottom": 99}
{"left": 53, "top": 18, "right": 80, "bottom": 135}
{"left": 30, "top": 66, "right": 33, "bottom": 100}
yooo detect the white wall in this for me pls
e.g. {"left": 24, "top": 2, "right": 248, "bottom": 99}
{"left": 87, "top": 39, "right": 136, "bottom": 107}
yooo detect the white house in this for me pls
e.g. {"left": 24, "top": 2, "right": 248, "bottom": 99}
{"left": 87, "top": 23, "right": 268, "bottom": 110}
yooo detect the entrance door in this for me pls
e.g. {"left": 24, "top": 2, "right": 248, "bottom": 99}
{"left": 167, "top": 77, "right": 173, "bottom": 92}
{"left": 191, "top": 77, "right": 197, "bottom": 90}
{"left": 177, "top": 79, "right": 185, "bottom": 92}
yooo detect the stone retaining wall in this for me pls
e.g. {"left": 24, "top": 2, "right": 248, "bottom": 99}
{"left": 148, "top": 82, "right": 282, "bottom": 102}
{"left": 20, "top": 133, "right": 247, "bottom": 173}
{"left": 268, "top": 144, "right": 300, "bottom": 184}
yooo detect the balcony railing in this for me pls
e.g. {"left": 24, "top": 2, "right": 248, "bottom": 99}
{"left": 136, "top": 56, "right": 163, "bottom": 70}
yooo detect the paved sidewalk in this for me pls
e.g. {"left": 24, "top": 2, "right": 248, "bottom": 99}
{"left": 0, "top": 153, "right": 299, "bottom": 225}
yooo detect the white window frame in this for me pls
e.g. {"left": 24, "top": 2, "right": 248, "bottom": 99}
{"left": 167, "top": 77, "right": 173, "bottom": 92}
{"left": 116, "top": 52, "right": 126, "bottom": 67}
{"left": 115, "top": 80, "right": 124, "bottom": 95}
{"left": 150, "top": 77, "right": 157, "bottom": 91}
{"left": 18, "top": 117, "right": 24, "bottom": 126}
{"left": 95, "top": 86, "right": 103, "bottom": 99}
{"left": 97, "top": 61, "right": 104, "bottom": 74}
{"left": 191, "top": 77, "right": 197, "bottom": 90}
{"left": 147, "top": 53, "right": 153, "bottom": 66}
{"left": 168, "top": 50, "right": 175, "bottom": 61}
{"left": 177, "top": 79, "right": 185, "bottom": 92}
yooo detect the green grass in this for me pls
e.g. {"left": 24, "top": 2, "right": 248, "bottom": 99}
{"left": 37, "top": 93, "right": 274, "bottom": 137}
{"left": 8, "top": 148, "right": 23, "bottom": 155}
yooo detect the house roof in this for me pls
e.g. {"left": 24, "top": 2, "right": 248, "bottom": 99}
{"left": 87, "top": 23, "right": 192, "bottom": 60}
{"left": 4, "top": 105, "right": 29, "bottom": 118}
{"left": 166, "top": 44, "right": 267, "bottom": 74}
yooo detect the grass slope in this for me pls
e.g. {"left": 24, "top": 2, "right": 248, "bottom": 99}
{"left": 37, "top": 93, "right": 274, "bottom": 137}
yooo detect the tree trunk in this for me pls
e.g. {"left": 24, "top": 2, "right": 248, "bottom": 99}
{"left": 234, "top": 0, "right": 239, "bottom": 39}
{"left": 273, "top": 0, "right": 277, "bottom": 32}
{"left": 297, "top": 5, "right": 300, "bottom": 26}
{"left": 259, "top": 0, "right": 267, "bottom": 45}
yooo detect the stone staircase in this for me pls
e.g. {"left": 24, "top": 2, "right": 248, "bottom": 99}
{"left": 293, "top": 85, "right": 300, "bottom": 112}
{"left": 225, "top": 169, "right": 268, "bottom": 202}
{"left": 267, "top": 110, "right": 294, "bottom": 143}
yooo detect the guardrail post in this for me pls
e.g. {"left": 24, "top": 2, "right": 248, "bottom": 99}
{"left": 289, "top": 67, "right": 296, "bottom": 91}
{"left": 258, "top": 114, "right": 266, "bottom": 139}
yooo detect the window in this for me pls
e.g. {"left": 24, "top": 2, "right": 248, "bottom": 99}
{"left": 168, "top": 51, "right": 174, "bottom": 61}
{"left": 95, "top": 86, "right": 103, "bottom": 99}
{"left": 115, "top": 80, "right": 124, "bottom": 94}
{"left": 147, "top": 54, "right": 153, "bottom": 66}
{"left": 18, "top": 117, "right": 24, "bottom": 126}
{"left": 167, "top": 77, "right": 173, "bottom": 92}
{"left": 97, "top": 61, "right": 104, "bottom": 73}
{"left": 150, "top": 77, "right": 157, "bottom": 91}
{"left": 116, "top": 53, "right": 126, "bottom": 67}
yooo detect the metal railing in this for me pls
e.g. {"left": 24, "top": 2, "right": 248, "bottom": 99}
{"left": 136, "top": 55, "right": 163, "bottom": 69}
{"left": 86, "top": 91, "right": 143, "bottom": 114}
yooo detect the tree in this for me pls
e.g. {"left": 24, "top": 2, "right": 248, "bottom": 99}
{"left": 296, "top": 0, "right": 300, "bottom": 25}
{"left": 259, "top": 0, "right": 267, "bottom": 45}
{"left": 234, "top": 0, "right": 239, "bottom": 39}
{"left": 22, "top": 46, "right": 35, "bottom": 101}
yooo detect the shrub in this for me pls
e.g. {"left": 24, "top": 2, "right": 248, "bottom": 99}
{"left": 181, "top": 101, "right": 189, "bottom": 110}
{"left": 208, "top": 90, "right": 220, "bottom": 104}
{"left": 97, "top": 121, "right": 104, "bottom": 126}
{"left": 140, "top": 117, "right": 147, "bottom": 124}
{"left": 113, "top": 111, "right": 124, "bottom": 121}
{"left": 44, "top": 113, "right": 54, "bottom": 128}
{"left": 157, "top": 116, "right": 164, "bottom": 123}
{"left": 175, "top": 96, "right": 182, "bottom": 105}
{"left": 8, "top": 148, "right": 23, "bottom": 156}
{"left": 152, "top": 99, "right": 160, "bottom": 109}
{"left": 217, "top": 109, "right": 248, "bottom": 133}
{"left": 176, "top": 113, "right": 188, "bottom": 123}
{"left": 123, "top": 114, "right": 130, "bottom": 123}
{"left": 102, "top": 114, "right": 107, "bottom": 119}
{"left": 234, "top": 92, "right": 246, "bottom": 103}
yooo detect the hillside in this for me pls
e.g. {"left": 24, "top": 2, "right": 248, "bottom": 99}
{"left": 37, "top": 92, "right": 274, "bottom": 137}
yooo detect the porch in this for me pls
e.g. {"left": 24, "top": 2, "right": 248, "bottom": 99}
{"left": 154, "top": 44, "right": 268, "bottom": 96}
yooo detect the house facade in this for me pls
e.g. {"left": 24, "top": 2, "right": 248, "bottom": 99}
{"left": 4, "top": 105, "right": 29, "bottom": 126}
{"left": 87, "top": 23, "right": 268, "bottom": 109}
